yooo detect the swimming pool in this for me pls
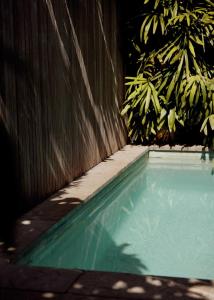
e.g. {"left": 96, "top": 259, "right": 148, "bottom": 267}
{"left": 18, "top": 151, "right": 214, "bottom": 280}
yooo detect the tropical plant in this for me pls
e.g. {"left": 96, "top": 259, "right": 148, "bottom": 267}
{"left": 122, "top": 0, "right": 214, "bottom": 145}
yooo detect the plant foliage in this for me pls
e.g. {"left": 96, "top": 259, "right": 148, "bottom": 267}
{"left": 122, "top": 0, "right": 214, "bottom": 145}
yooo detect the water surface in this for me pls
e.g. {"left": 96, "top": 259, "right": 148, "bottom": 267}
{"left": 19, "top": 152, "right": 214, "bottom": 279}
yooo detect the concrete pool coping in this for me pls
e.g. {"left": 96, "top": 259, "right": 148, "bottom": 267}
{"left": 0, "top": 144, "right": 214, "bottom": 300}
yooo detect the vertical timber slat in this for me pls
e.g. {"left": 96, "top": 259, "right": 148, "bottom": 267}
{"left": 0, "top": 0, "right": 127, "bottom": 211}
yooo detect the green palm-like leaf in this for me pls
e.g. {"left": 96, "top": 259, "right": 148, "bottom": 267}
{"left": 168, "top": 108, "right": 176, "bottom": 132}
{"left": 122, "top": 0, "right": 214, "bottom": 144}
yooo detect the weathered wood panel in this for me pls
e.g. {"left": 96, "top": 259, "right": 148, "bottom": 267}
{"left": 0, "top": 0, "right": 127, "bottom": 211}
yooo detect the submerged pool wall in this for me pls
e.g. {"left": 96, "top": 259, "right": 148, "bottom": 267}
{"left": 0, "top": 0, "right": 127, "bottom": 212}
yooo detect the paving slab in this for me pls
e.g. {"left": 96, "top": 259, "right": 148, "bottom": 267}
{"left": 64, "top": 295, "right": 145, "bottom": 300}
{"left": 0, "top": 289, "right": 63, "bottom": 300}
{"left": 69, "top": 271, "right": 213, "bottom": 300}
{"left": 15, "top": 145, "right": 148, "bottom": 226}
{"left": 44, "top": 145, "right": 148, "bottom": 206}
{"left": 150, "top": 145, "right": 208, "bottom": 152}
{"left": 0, "top": 265, "right": 82, "bottom": 292}
{"left": 24, "top": 197, "right": 83, "bottom": 222}
{"left": 0, "top": 219, "right": 55, "bottom": 263}
{"left": 0, "top": 258, "right": 10, "bottom": 266}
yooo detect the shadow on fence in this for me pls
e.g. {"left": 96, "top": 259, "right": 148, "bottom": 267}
{"left": 0, "top": 119, "right": 22, "bottom": 245}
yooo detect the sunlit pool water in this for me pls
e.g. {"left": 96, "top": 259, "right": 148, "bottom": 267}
{"left": 18, "top": 151, "right": 214, "bottom": 280}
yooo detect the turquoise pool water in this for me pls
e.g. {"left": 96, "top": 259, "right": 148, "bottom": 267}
{"left": 19, "top": 151, "right": 214, "bottom": 280}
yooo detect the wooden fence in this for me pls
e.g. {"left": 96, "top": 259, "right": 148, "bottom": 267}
{"left": 0, "top": 0, "right": 127, "bottom": 211}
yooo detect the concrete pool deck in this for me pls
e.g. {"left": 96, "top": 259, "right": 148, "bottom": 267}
{"left": 0, "top": 145, "right": 214, "bottom": 300}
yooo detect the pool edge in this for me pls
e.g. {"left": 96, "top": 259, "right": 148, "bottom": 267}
{"left": 0, "top": 144, "right": 214, "bottom": 300}
{"left": 0, "top": 144, "right": 213, "bottom": 262}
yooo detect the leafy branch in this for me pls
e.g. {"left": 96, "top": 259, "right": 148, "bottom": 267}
{"left": 122, "top": 0, "right": 214, "bottom": 145}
